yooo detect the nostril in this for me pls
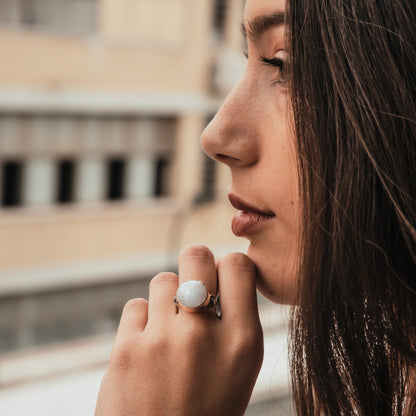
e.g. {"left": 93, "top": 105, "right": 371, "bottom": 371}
{"left": 216, "top": 153, "right": 241, "bottom": 164}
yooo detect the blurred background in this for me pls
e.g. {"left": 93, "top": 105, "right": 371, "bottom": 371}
{"left": 0, "top": 1, "right": 292, "bottom": 414}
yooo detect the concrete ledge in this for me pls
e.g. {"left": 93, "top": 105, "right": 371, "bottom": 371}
{"left": 0, "top": 88, "right": 221, "bottom": 115}
{"left": 0, "top": 251, "right": 176, "bottom": 296}
{"left": 0, "top": 303, "right": 290, "bottom": 392}
{"left": 0, "top": 333, "right": 114, "bottom": 387}
{"left": 0, "top": 242, "right": 248, "bottom": 296}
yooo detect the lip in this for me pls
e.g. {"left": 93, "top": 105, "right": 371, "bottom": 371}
{"left": 228, "top": 193, "right": 275, "bottom": 237}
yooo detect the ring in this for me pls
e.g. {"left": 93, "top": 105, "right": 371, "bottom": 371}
{"left": 173, "top": 280, "right": 221, "bottom": 319}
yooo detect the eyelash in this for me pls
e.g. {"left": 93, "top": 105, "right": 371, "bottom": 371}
{"left": 259, "top": 56, "right": 286, "bottom": 86}
{"left": 243, "top": 51, "right": 287, "bottom": 87}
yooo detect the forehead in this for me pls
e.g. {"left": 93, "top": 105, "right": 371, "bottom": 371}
{"left": 244, "top": 0, "right": 287, "bottom": 19}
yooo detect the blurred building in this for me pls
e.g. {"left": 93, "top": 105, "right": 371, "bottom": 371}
{"left": 0, "top": 0, "right": 246, "bottom": 354}
{"left": 0, "top": 2, "right": 293, "bottom": 415}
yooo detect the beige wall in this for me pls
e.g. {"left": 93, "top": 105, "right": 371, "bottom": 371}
{"left": 99, "top": 0, "right": 204, "bottom": 46}
{"left": 0, "top": 200, "right": 239, "bottom": 272}
{"left": 0, "top": 0, "right": 245, "bottom": 277}
{"left": 0, "top": 30, "right": 211, "bottom": 92}
{"left": 0, "top": 0, "right": 217, "bottom": 92}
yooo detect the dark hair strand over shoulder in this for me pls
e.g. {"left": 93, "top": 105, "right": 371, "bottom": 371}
{"left": 287, "top": 0, "right": 416, "bottom": 415}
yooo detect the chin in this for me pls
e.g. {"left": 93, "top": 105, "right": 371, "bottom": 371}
{"left": 247, "top": 243, "right": 298, "bottom": 305}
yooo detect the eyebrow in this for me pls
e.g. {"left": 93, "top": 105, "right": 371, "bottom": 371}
{"left": 241, "top": 11, "right": 286, "bottom": 43}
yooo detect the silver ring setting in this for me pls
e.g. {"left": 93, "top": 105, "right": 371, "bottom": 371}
{"left": 173, "top": 280, "right": 221, "bottom": 319}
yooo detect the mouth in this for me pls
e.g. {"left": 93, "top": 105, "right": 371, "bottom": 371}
{"left": 228, "top": 193, "right": 276, "bottom": 237}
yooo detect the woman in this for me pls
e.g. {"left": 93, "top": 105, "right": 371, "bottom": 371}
{"left": 95, "top": 0, "right": 416, "bottom": 414}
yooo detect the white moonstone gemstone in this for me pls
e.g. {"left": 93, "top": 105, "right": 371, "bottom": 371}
{"left": 176, "top": 280, "right": 207, "bottom": 308}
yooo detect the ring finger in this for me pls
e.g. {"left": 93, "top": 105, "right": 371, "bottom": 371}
{"left": 177, "top": 245, "right": 217, "bottom": 315}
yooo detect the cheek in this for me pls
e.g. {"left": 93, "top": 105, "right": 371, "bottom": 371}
{"left": 265, "top": 149, "right": 299, "bottom": 227}
{"left": 249, "top": 117, "right": 299, "bottom": 304}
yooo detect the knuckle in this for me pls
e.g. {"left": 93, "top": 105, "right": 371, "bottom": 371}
{"left": 150, "top": 272, "right": 178, "bottom": 288}
{"left": 112, "top": 330, "right": 170, "bottom": 370}
{"left": 179, "top": 245, "right": 215, "bottom": 264}
{"left": 228, "top": 337, "right": 264, "bottom": 377}
{"left": 219, "top": 252, "right": 255, "bottom": 272}
{"left": 229, "top": 326, "right": 263, "bottom": 359}
{"left": 179, "top": 319, "right": 210, "bottom": 348}
{"left": 144, "top": 332, "right": 170, "bottom": 354}
{"left": 110, "top": 340, "right": 136, "bottom": 370}
{"left": 122, "top": 298, "right": 148, "bottom": 315}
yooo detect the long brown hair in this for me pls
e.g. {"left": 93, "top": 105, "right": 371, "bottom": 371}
{"left": 287, "top": 0, "right": 416, "bottom": 414}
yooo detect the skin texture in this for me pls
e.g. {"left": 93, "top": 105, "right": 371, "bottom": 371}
{"left": 95, "top": 247, "right": 263, "bottom": 416}
{"left": 95, "top": 0, "right": 297, "bottom": 414}
{"left": 202, "top": 0, "right": 299, "bottom": 304}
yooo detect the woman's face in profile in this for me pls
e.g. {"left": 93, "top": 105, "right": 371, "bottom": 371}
{"left": 202, "top": 0, "right": 299, "bottom": 304}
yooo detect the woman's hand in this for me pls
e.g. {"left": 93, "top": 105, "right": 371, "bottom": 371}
{"left": 94, "top": 245, "right": 264, "bottom": 416}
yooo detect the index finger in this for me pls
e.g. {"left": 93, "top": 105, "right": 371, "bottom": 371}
{"left": 217, "top": 252, "right": 259, "bottom": 322}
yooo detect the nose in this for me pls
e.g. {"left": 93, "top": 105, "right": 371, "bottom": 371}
{"left": 201, "top": 76, "right": 260, "bottom": 168}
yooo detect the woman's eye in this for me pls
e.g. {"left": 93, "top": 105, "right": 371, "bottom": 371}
{"left": 259, "top": 54, "right": 288, "bottom": 87}
{"left": 243, "top": 50, "right": 289, "bottom": 87}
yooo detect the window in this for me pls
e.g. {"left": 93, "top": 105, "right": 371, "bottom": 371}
{"left": 194, "top": 116, "right": 217, "bottom": 205}
{"left": 212, "top": 0, "right": 228, "bottom": 43}
{"left": 56, "top": 160, "right": 76, "bottom": 204}
{"left": 107, "top": 158, "right": 126, "bottom": 200}
{"left": 0, "top": 115, "right": 177, "bottom": 206}
{"left": 194, "top": 153, "right": 217, "bottom": 205}
{"left": 153, "top": 157, "right": 170, "bottom": 198}
{"left": 0, "top": 0, "right": 97, "bottom": 35}
{"left": 1, "top": 160, "right": 23, "bottom": 208}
